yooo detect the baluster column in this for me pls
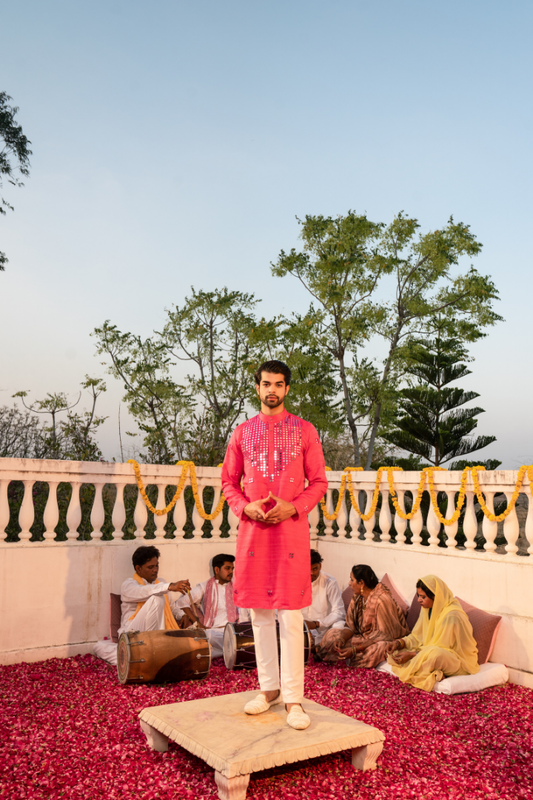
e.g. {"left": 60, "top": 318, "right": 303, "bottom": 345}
{"left": 362, "top": 490, "right": 376, "bottom": 542}
{"left": 444, "top": 491, "right": 459, "bottom": 549}
{"left": 191, "top": 483, "right": 204, "bottom": 538}
{"left": 525, "top": 495, "right": 533, "bottom": 557}
{"left": 151, "top": 484, "right": 167, "bottom": 541}
{"left": 19, "top": 480, "right": 35, "bottom": 541}
{"left": 172, "top": 485, "right": 187, "bottom": 539}
{"left": 210, "top": 486, "right": 223, "bottom": 538}
{"left": 66, "top": 482, "right": 82, "bottom": 541}
{"left": 308, "top": 504, "right": 319, "bottom": 543}
{"left": 393, "top": 490, "right": 407, "bottom": 545}
{"left": 227, "top": 505, "right": 239, "bottom": 540}
{"left": 426, "top": 493, "right": 441, "bottom": 548}
{"left": 112, "top": 483, "right": 127, "bottom": 541}
{"left": 322, "top": 487, "right": 335, "bottom": 539}
{"left": 0, "top": 479, "right": 9, "bottom": 541}
{"left": 335, "top": 490, "right": 348, "bottom": 539}
{"left": 503, "top": 492, "right": 520, "bottom": 555}
{"left": 409, "top": 494, "right": 423, "bottom": 546}
{"left": 481, "top": 492, "right": 498, "bottom": 553}
{"left": 378, "top": 489, "right": 391, "bottom": 543}
{"left": 90, "top": 483, "right": 105, "bottom": 540}
{"left": 463, "top": 492, "right": 478, "bottom": 550}
{"left": 43, "top": 481, "right": 59, "bottom": 541}
{"left": 134, "top": 487, "right": 148, "bottom": 539}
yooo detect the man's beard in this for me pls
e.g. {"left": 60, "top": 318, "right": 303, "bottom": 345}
{"left": 262, "top": 394, "right": 284, "bottom": 408}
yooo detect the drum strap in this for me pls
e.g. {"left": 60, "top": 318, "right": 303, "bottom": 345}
{"left": 129, "top": 575, "right": 180, "bottom": 630}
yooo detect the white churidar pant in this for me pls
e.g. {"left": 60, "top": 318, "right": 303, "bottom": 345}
{"left": 250, "top": 608, "right": 304, "bottom": 704}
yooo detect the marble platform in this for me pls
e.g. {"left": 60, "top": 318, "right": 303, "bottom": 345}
{"left": 139, "top": 690, "right": 385, "bottom": 800}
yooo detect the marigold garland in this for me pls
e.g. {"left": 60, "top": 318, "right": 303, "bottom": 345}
{"left": 386, "top": 467, "right": 427, "bottom": 521}
{"left": 320, "top": 467, "right": 362, "bottom": 521}
{"left": 129, "top": 458, "right": 533, "bottom": 528}
{"left": 128, "top": 459, "right": 226, "bottom": 520}
{"left": 471, "top": 464, "right": 533, "bottom": 523}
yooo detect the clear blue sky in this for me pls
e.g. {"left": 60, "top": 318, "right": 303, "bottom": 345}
{"left": 1, "top": 1, "right": 531, "bottom": 466}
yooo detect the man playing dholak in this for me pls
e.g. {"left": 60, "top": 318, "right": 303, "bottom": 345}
{"left": 177, "top": 554, "right": 247, "bottom": 658}
{"left": 221, "top": 360, "right": 327, "bottom": 730}
{"left": 118, "top": 545, "right": 191, "bottom": 636}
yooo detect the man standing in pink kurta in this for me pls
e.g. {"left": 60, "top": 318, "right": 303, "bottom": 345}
{"left": 221, "top": 360, "right": 328, "bottom": 730}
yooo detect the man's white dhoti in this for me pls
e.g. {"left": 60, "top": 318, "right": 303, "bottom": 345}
{"left": 121, "top": 595, "right": 166, "bottom": 634}
{"left": 119, "top": 575, "right": 183, "bottom": 637}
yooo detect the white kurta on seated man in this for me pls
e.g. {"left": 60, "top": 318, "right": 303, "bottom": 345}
{"left": 177, "top": 553, "right": 247, "bottom": 659}
{"left": 302, "top": 550, "right": 345, "bottom": 646}
{"left": 119, "top": 545, "right": 191, "bottom": 636}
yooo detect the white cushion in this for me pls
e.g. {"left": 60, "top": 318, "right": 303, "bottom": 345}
{"left": 433, "top": 662, "right": 508, "bottom": 695}
{"left": 376, "top": 660, "right": 393, "bottom": 674}
{"left": 93, "top": 639, "right": 118, "bottom": 665}
{"left": 375, "top": 660, "right": 508, "bottom": 694}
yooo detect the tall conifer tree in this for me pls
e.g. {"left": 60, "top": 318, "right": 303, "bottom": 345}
{"left": 385, "top": 334, "right": 498, "bottom": 467}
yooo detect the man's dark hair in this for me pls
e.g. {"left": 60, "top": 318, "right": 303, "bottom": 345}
{"left": 212, "top": 553, "right": 235, "bottom": 572}
{"left": 310, "top": 549, "right": 323, "bottom": 565}
{"left": 132, "top": 545, "right": 160, "bottom": 569}
{"left": 254, "top": 360, "right": 291, "bottom": 386}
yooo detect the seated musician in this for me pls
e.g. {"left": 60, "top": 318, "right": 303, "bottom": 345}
{"left": 178, "top": 553, "right": 243, "bottom": 658}
{"left": 118, "top": 545, "right": 190, "bottom": 636}
{"left": 302, "top": 550, "right": 345, "bottom": 646}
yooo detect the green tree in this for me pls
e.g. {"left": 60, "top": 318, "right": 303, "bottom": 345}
{"left": 273, "top": 212, "right": 501, "bottom": 467}
{"left": 93, "top": 322, "right": 193, "bottom": 464}
{"left": 161, "top": 288, "right": 259, "bottom": 464}
{"left": 0, "top": 92, "right": 32, "bottom": 270}
{"left": 384, "top": 334, "right": 500, "bottom": 467}
{"left": 249, "top": 308, "right": 344, "bottom": 440}
{"left": 13, "top": 377, "right": 107, "bottom": 461}
{"left": 364, "top": 213, "right": 501, "bottom": 467}
{"left": 272, "top": 212, "right": 388, "bottom": 466}
{"left": 0, "top": 406, "right": 44, "bottom": 458}
{"left": 95, "top": 288, "right": 263, "bottom": 465}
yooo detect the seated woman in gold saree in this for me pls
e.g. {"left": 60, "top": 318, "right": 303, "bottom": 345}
{"left": 387, "top": 575, "right": 479, "bottom": 692}
{"left": 316, "top": 565, "right": 409, "bottom": 668}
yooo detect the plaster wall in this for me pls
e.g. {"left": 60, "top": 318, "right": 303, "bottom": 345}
{"left": 2, "top": 537, "right": 532, "bottom": 689}
{"left": 0, "top": 540, "right": 235, "bottom": 665}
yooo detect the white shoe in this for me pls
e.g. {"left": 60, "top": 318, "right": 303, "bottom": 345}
{"left": 244, "top": 691, "right": 282, "bottom": 715}
{"left": 286, "top": 705, "right": 311, "bottom": 730}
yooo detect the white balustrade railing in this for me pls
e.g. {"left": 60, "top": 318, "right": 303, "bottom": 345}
{"left": 0, "top": 458, "right": 531, "bottom": 558}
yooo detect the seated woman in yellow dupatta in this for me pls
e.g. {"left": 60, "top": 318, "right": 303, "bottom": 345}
{"left": 387, "top": 575, "right": 479, "bottom": 692}
{"left": 316, "top": 565, "right": 409, "bottom": 667}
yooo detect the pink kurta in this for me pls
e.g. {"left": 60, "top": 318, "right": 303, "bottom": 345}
{"left": 221, "top": 409, "right": 328, "bottom": 610}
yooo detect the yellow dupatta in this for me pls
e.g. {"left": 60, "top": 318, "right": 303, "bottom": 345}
{"left": 389, "top": 575, "right": 479, "bottom": 690}
{"left": 128, "top": 573, "right": 180, "bottom": 630}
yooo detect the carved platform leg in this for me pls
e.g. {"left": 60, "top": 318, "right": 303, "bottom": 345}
{"left": 214, "top": 771, "right": 250, "bottom": 800}
{"left": 351, "top": 741, "right": 383, "bottom": 771}
{"left": 140, "top": 720, "right": 169, "bottom": 752}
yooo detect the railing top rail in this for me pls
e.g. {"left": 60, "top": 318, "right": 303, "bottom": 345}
{"left": 0, "top": 458, "right": 530, "bottom": 492}
{"left": 0, "top": 458, "right": 222, "bottom": 482}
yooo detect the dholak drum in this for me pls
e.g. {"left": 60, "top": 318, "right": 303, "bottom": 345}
{"left": 223, "top": 621, "right": 311, "bottom": 670}
{"left": 117, "top": 629, "right": 211, "bottom": 684}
